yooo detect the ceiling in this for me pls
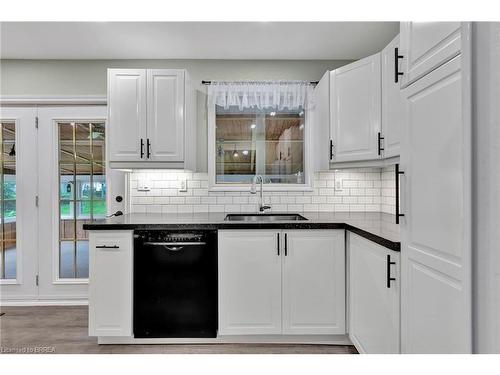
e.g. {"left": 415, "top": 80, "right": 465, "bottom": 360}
{"left": 0, "top": 22, "right": 399, "bottom": 60}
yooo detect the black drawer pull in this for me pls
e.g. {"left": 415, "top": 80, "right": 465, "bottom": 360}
{"left": 395, "top": 164, "right": 405, "bottom": 224}
{"left": 277, "top": 233, "right": 280, "bottom": 256}
{"left": 386, "top": 254, "right": 396, "bottom": 288}
{"left": 284, "top": 233, "right": 288, "bottom": 256}
{"left": 377, "top": 132, "right": 385, "bottom": 155}
{"left": 96, "top": 245, "right": 119, "bottom": 249}
{"left": 394, "top": 47, "right": 404, "bottom": 83}
{"left": 140, "top": 138, "right": 144, "bottom": 158}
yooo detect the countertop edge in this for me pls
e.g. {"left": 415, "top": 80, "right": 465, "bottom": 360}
{"left": 83, "top": 221, "right": 400, "bottom": 252}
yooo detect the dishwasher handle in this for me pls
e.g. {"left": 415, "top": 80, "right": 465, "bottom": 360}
{"left": 143, "top": 242, "right": 206, "bottom": 246}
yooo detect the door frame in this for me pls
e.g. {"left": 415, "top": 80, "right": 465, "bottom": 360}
{"left": 37, "top": 106, "right": 109, "bottom": 301}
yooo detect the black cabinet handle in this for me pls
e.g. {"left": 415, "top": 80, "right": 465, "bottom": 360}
{"left": 277, "top": 233, "right": 280, "bottom": 256}
{"left": 377, "top": 132, "right": 385, "bottom": 155}
{"left": 386, "top": 254, "right": 396, "bottom": 288}
{"left": 329, "top": 140, "right": 334, "bottom": 160}
{"left": 147, "top": 138, "right": 151, "bottom": 158}
{"left": 140, "top": 138, "right": 144, "bottom": 158}
{"left": 96, "top": 245, "right": 119, "bottom": 249}
{"left": 394, "top": 47, "right": 404, "bottom": 83}
{"left": 395, "top": 164, "right": 405, "bottom": 224}
{"left": 284, "top": 233, "right": 288, "bottom": 256}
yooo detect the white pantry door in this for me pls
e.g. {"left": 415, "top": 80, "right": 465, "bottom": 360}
{"left": 37, "top": 106, "right": 125, "bottom": 301}
{"left": 400, "top": 55, "right": 471, "bottom": 353}
{"left": 0, "top": 107, "right": 39, "bottom": 301}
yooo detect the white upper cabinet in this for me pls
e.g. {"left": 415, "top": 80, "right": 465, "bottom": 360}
{"left": 399, "top": 22, "right": 461, "bottom": 87}
{"left": 108, "top": 69, "right": 147, "bottom": 162}
{"left": 381, "top": 35, "right": 404, "bottom": 158}
{"left": 147, "top": 69, "right": 185, "bottom": 162}
{"left": 108, "top": 68, "right": 196, "bottom": 170}
{"left": 348, "top": 233, "right": 400, "bottom": 354}
{"left": 282, "top": 230, "right": 345, "bottom": 335}
{"left": 330, "top": 53, "right": 381, "bottom": 162}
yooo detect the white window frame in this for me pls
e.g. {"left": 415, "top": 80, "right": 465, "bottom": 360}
{"left": 207, "top": 102, "right": 313, "bottom": 192}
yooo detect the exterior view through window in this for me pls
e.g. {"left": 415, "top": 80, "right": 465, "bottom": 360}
{"left": 59, "top": 121, "right": 106, "bottom": 279}
{"left": 0, "top": 121, "right": 16, "bottom": 279}
{"left": 215, "top": 106, "right": 305, "bottom": 185}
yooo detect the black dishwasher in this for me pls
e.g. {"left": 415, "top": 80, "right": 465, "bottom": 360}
{"left": 133, "top": 230, "right": 218, "bottom": 338}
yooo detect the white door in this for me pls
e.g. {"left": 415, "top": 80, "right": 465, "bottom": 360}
{"left": 147, "top": 69, "right": 185, "bottom": 162}
{"left": 88, "top": 230, "right": 133, "bottom": 336}
{"left": 218, "top": 230, "right": 282, "bottom": 335}
{"left": 401, "top": 55, "right": 471, "bottom": 353}
{"left": 381, "top": 35, "right": 404, "bottom": 158}
{"left": 331, "top": 53, "right": 381, "bottom": 162}
{"left": 348, "top": 233, "right": 400, "bottom": 354}
{"left": 400, "top": 22, "right": 461, "bottom": 87}
{"left": 37, "top": 106, "right": 123, "bottom": 301}
{"left": 108, "top": 69, "right": 147, "bottom": 162}
{"left": 0, "top": 107, "right": 38, "bottom": 301}
{"left": 282, "top": 230, "right": 345, "bottom": 334}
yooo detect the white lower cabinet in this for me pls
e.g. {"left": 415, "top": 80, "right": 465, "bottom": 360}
{"left": 218, "top": 230, "right": 282, "bottom": 335}
{"left": 348, "top": 233, "right": 400, "bottom": 353}
{"left": 218, "top": 229, "right": 345, "bottom": 336}
{"left": 88, "top": 230, "right": 133, "bottom": 337}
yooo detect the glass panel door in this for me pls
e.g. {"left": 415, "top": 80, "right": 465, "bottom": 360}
{"left": 0, "top": 107, "right": 38, "bottom": 301}
{"left": 0, "top": 121, "right": 17, "bottom": 279}
{"left": 37, "top": 106, "right": 109, "bottom": 300}
{"left": 58, "top": 121, "right": 106, "bottom": 279}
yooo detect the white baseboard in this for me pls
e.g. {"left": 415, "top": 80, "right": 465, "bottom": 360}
{"left": 98, "top": 334, "right": 353, "bottom": 345}
{"left": 0, "top": 299, "right": 88, "bottom": 306}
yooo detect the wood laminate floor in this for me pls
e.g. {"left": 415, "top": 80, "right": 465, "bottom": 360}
{"left": 0, "top": 306, "right": 357, "bottom": 354}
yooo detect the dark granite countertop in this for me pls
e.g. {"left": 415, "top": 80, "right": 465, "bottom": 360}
{"left": 83, "top": 211, "right": 400, "bottom": 251}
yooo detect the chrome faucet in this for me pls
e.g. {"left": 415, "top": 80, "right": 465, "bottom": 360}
{"left": 250, "top": 175, "right": 271, "bottom": 212}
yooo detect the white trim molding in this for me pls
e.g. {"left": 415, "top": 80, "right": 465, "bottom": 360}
{"left": 0, "top": 95, "right": 107, "bottom": 106}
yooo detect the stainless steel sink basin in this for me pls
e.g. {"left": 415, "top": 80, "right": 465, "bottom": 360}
{"left": 224, "top": 213, "right": 308, "bottom": 222}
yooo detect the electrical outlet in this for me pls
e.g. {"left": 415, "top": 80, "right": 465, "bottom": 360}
{"left": 137, "top": 180, "right": 151, "bottom": 192}
{"left": 179, "top": 179, "right": 187, "bottom": 192}
{"left": 334, "top": 177, "right": 343, "bottom": 191}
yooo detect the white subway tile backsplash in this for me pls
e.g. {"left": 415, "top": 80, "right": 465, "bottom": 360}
{"left": 128, "top": 168, "right": 397, "bottom": 214}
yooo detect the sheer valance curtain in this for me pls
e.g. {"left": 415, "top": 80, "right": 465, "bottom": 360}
{"left": 207, "top": 80, "right": 314, "bottom": 110}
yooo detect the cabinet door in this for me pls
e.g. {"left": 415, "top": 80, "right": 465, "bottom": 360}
{"left": 108, "top": 69, "right": 147, "bottom": 162}
{"left": 401, "top": 55, "right": 471, "bottom": 353}
{"left": 88, "top": 230, "right": 133, "bottom": 336}
{"left": 218, "top": 230, "right": 282, "bottom": 335}
{"left": 381, "top": 35, "right": 404, "bottom": 158}
{"left": 348, "top": 233, "right": 400, "bottom": 353}
{"left": 400, "top": 22, "right": 461, "bottom": 87}
{"left": 147, "top": 69, "right": 185, "bottom": 162}
{"left": 282, "top": 230, "right": 345, "bottom": 334}
{"left": 312, "top": 70, "right": 332, "bottom": 170}
{"left": 331, "top": 53, "right": 381, "bottom": 162}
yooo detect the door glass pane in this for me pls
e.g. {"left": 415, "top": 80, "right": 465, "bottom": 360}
{"left": 215, "top": 106, "right": 305, "bottom": 184}
{"left": 58, "top": 121, "right": 106, "bottom": 279}
{"left": 1, "top": 121, "right": 16, "bottom": 279}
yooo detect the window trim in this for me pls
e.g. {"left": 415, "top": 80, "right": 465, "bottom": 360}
{"left": 207, "top": 102, "right": 313, "bottom": 192}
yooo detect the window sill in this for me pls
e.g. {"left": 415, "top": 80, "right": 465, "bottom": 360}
{"left": 209, "top": 184, "right": 314, "bottom": 192}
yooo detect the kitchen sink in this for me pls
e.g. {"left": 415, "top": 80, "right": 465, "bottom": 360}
{"left": 224, "top": 213, "right": 308, "bottom": 222}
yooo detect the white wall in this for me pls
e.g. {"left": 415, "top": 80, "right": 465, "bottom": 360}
{"left": 472, "top": 22, "right": 500, "bottom": 354}
{"left": 0, "top": 59, "right": 351, "bottom": 171}
{"left": 0, "top": 59, "right": 351, "bottom": 95}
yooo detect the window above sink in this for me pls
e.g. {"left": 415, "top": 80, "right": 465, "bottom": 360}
{"left": 207, "top": 81, "right": 314, "bottom": 192}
